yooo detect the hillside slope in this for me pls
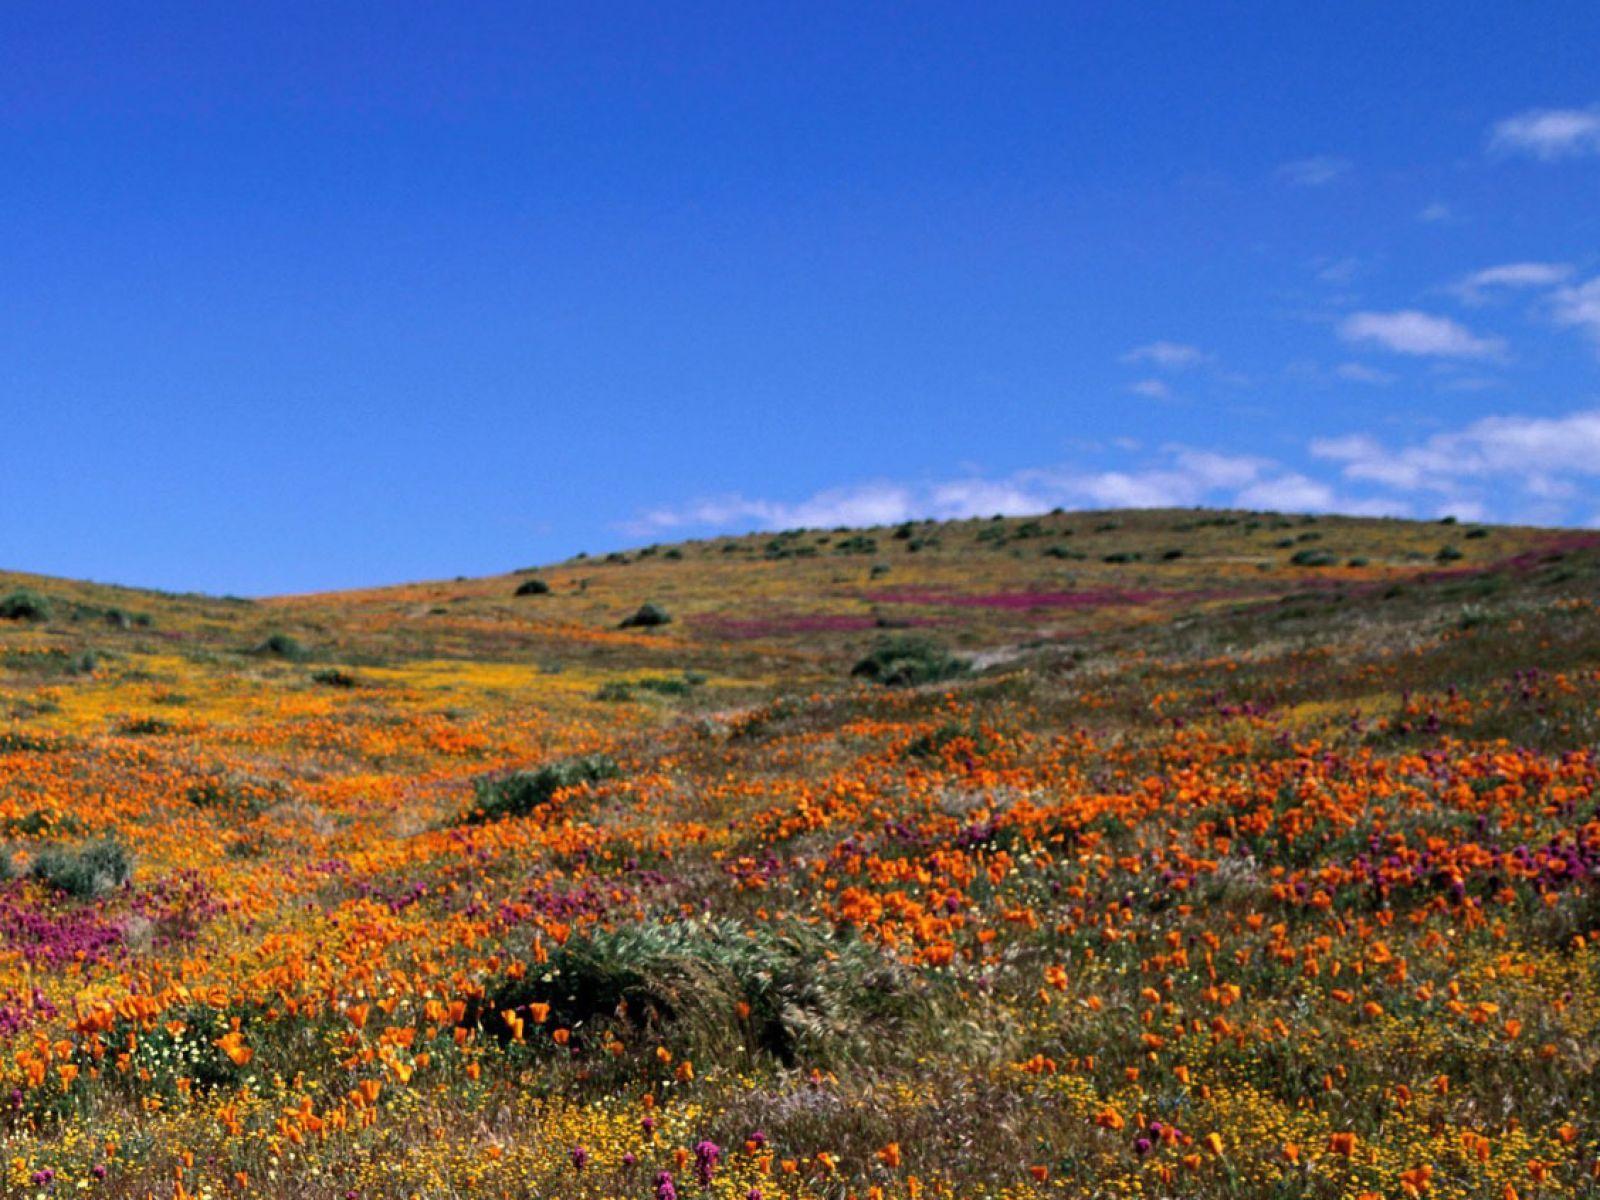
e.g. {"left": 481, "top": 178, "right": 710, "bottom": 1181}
{"left": 1, "top": 508, "right": 1599, "bottom": 1199}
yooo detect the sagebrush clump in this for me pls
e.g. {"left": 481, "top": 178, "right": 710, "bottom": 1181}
{"left": 850, "top": 634, "right": 968, "bottom": 687}
{"left": 464, "top": 753, "right": 622, "bottom": 823}
{"left": 30, "top": 839, "right": 133, "bottom": 898}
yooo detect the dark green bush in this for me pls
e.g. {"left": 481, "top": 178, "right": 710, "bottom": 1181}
{"left": 850, "top": 635, "right": 968, "bottom": 688}
{"left": 1290, "top": 549, "right": 1338, "bottom": 567}
{"left": 514, "top": 578, "right": 551, "bottom": 596}
{"left": 1436, "top": 545, "right": 1463, "bottom": 563}
{"left": 833, "top": 535, "right": 878, "bottom": 555}
{"left": 597, "top": 671, "right": 706, "bottom": 703}
{"left": 464, "top": 753, "right": 622, "bottom": 823}
{"left": 255, "top": 633, "right": 308, "bottom": 660}
{"left": 31, "top": 839, "right": 132, "bottom": 898}
{"left": 0, "top": 591, "right": 52, "bottom": 622}
{"left": 619, "top": 602, "right": 672, "bottom": 629}
{"left": 117, "top": 716, "right": 174, "bottom": 736}
{"left": 486, "top": 918, "right": 921, "bottom": 1067}
{"left": 310, "top": 668, "right": 359, "bottom": 688}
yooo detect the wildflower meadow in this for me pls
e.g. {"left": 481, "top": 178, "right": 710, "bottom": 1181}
{"left": 1, "top": 508, "right": 1597, "bottom": 1199}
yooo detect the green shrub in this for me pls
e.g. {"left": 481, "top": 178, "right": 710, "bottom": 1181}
{"left": 618, "top": 602, "right": 672, "bottom": 629}
{"left": 30, "top": 839, "right": 132, "bottom": 898}
{"left": 117, "top": 716, "right": 173, "bottom": 736}
{"left": 850, "top": 635, "right": 968, "bottom": 688}
{"left": 833, "top": 535, "right": 878, "bottom": 555}
{"left": 310, "top": 668, "right": 359, "bottom": 688}
{"left": 255, "top": 633, "right": 308, "bottom": 661}
{"left": 0, "top": 591, "right": 51, "bottom": 622}
{"left": 1289, "top": 549, "right": 1338, "bottom": 567}
{"left": 1436, "top": 545, "right": 1464, "bottom": 563}
{"left": 485, "top": 918, "right": 921, "bottom": 1067}
{"left": 464, "top": 753, "right": 622, "bottom": 823}
{"left": 514, "top": 578, "right": 552, "bottom": 596}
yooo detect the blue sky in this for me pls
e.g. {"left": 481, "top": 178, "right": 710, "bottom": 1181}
{"left": 3, "top": 3, "right": 1600, "bottom": 594}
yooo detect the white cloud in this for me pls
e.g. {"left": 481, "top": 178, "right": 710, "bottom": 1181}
{"left": 1418, "top": 202, "right": 1453, "bottom": 223}
{"left": 1455, "top": 261, "right": 1573, "bottom": 302}
{"left": 1489, "top": 106, "right": 1600, "bottom": 159}
{"left": 1126, "top": 378, "right": 1171, "bottom": 400}
{"left": 1334, "top": 362, "right": 1395, "bottom": 385}
{"left": 1277, "top": 156, "right": 1352, "bottom": 186}
{"left": 1552, "top": 277, "right": 1600, "bottom": 347}
{"left": 1312, "top": 409, "right": 1600, "bottom": 494}
{"left": 1121, "top": 341, "right": 1209, "bottom": 370}
{"left": 1339, "top": 310, "right": 1505, "bottom": 359}
{"left": 628, "top": 447, "right": 1340, "bottom": 536}
{"left": 630, "top": 407, "right": 1600, "bottom": 541}
{"left": 1235, "top": 473, "right": 1336, "bottom": 512}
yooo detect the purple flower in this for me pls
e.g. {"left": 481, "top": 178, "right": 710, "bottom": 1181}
{"left": 571, "top": 1145, "right": 589, "bottom": 1171}
{"left": 655, "top": 1169, "right": 678, "bottom": 1200}
{"left": 695, "top": 1140, "right": 722, "bottom": 1188}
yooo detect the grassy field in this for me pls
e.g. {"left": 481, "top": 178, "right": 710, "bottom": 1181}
{"left": 1, "top": 508, "right": 1599, "bottom": 1198}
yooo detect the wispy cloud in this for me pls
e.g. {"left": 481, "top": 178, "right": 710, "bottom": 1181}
{"left": 626, "top": 446, "right": 1368, "bottom": 536}
{"left": 1277, "top": 155, "right": 1352, "bottom": 186}
{"left": 1121, "top": 341, "right": 1210, "bottom": 370}
{"left": 1334, "top": 362, "right": 1395, "bottom": 385}
{"left": 632, "top": 404, "right": 1600, "bottom": 541}
{"left": 1311, "top": 410, "right": 1600, "bottom": 515}
{"left": 1339, "top": 310, "right": 1505, "bottom": 359}
{"left": 1454, "top": 261, "right": 1573, "bottom": 303}
{"left": 1417, "top": 201, "right": 1453, "bottom": 223}
{"left": 1489, "top": 106, "right": 1600, "bottom": 159}
{"left": 1126, "top": 378, "right": 1172, "bottom": 400}
{"left": 1552, "top": 277, "right": 1600, "bottom": 348}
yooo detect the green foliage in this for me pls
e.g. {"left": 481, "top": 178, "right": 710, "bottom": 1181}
{"left": 595, "top": 672, "right": 705, "bottom": 702}
{"left": 0, "top": 590, "right": 52, "bottom": 621}
{"left": 30, "top": 839, "right": 133, "bottom": 898}
{"left": 255, "top": 633, "right": 309, "bottom": 661}
{"left": 310, "top": 668, "right": 360, "bottom": 688}
{"left": 833, "top": 534, "right": 878, "bottom": 555}
{"left": 618, "top": 602, "right": 672, "bottom": 629}
{"left": 488, "top": 918, "right": 921, "bottom": 1068}
{"left": 464, "top": 753, "right": 622, "bottom": 823}
{"left": 1290, "top": 549, "right": 1338, "bottom": 567}
{"left": 117, "top": 715, "right": 174, "bottom": 736}
{"left": 850, "top": 634, "right": 968, "bottom": 688}
{"left": 515, "top": 577, "right": 552, "bottom": 596}
{"left": 1436, "top": 544, "right": 1464, "bottom": 562}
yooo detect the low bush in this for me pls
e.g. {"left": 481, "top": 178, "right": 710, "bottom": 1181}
{"left": 310, "top": 668, "right": 359, "bottom": 688}
{"left": 485, "top": 918, "right": 922, "bottom": 1067}
{"left": 31, "top": 839, "right": 132, "bottom": 898}
{"left": 0, "top": 591, "right": 52, "bottom": 622}
{"left": 255, "top": 633, "right": 308, "bottom": 661}
{"left": 1290, "top": 549, "right": 1338, "bottom": 567}
{"left": 850, "top": 635, "right": 968, "bottom": 688}
{"left": 619, "top": 603, "right": 672, "bottom": 629}
{"left": 464, "top": 753, "right": 622, "bottom": 823}
{"left": 514, "top": 578, "right": 551, "bottom": 596}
